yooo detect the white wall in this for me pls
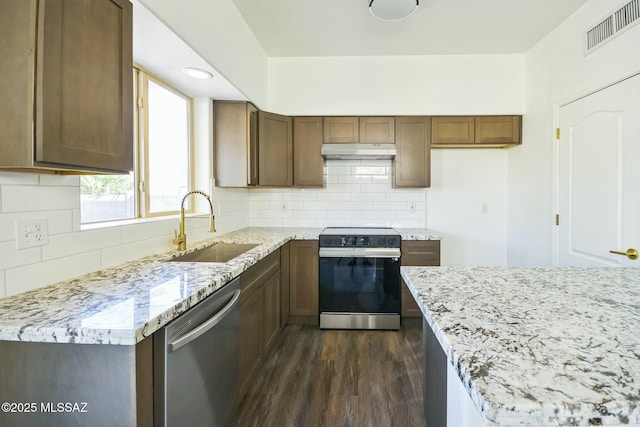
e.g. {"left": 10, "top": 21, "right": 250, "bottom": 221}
{"left": 138, "top": 0, "right": 269, "bottom": 107}
{"left": 508, "top": 0, "right": 640, "bottom": 266}
{"left": 268, "top": 55, "right": 525, "bottom": 115}
{"left": 0, "top": 99, "right": 248, "bottom": 298}
{"left": 268, "top": 54, "right": 524, "bottom": 266}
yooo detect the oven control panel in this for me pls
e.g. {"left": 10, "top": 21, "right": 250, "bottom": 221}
{"left": 319, "top": 234, "right": 400, "bottom": 248}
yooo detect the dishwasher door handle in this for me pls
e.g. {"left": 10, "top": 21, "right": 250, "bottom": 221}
{"left": 168, "top": 289, "right": 241, "bottom": 353}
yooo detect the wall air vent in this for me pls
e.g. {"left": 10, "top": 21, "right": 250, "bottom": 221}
{"left": 585, "top": 0, "right": 640, "bottom": 54}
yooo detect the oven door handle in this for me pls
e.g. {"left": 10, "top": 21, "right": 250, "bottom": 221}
{"left": 319, "top": 247, "right": 401, "bottom": 258}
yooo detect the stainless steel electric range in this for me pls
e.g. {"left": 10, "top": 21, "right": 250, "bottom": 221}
{"left": 318, "top": 227, "right": 401, "bottom": 330}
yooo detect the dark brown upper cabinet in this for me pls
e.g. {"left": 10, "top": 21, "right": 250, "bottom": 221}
{"left": 214, "top": 101, "right": 259, "bottom": 187}
{"left": 259, "top": 111, "right": 293, "bottom": 187}
{"left": 431, "top": 115, "right": 522, "bottom": 149}
{"left": 0, "top": 0, "right": 133, "bottom": 174}
{"left": 360, "top": 117, "right": 395, "bottom": 143}
{"left": 431, "top": 117, "right": 475, "bottom": 145}
{"left": 475, "top": 116, "right": 521, "bottom": 145}
{"left": 394, "top": 117, "right": 431, "bottom": 188}
{"left": 323, "top": 117, "right": 395, "bottom": 144}
{"left": 293, "top": 117, "right": 324, "bottom": 187}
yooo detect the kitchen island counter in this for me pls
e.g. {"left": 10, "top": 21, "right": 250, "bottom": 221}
{"left": 401, "top": 266, "right": 640, "bottom": 426}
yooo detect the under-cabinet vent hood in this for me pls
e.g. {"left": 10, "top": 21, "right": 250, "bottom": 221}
{"left": 321, "top": 143, "right": 396, "bottom": 160}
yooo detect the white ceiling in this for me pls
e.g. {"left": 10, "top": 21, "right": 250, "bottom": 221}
{"left": 133, "top": 2, "right": 246, "bottom": 100}
{"left": 232, "top": 0, "right": 590, "bottom": 56}
{"left": 133, "top": 0, "right": 590, "bottom": 100}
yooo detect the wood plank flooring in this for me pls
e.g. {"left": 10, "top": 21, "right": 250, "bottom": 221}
{"left": 238, "top": 320, "right": 426, "bottom": 427}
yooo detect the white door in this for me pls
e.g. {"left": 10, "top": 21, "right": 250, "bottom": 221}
{"left": 557, "top": 73, "right": 640, "bottom": 267}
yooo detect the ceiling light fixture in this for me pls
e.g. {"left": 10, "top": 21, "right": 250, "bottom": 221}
{"left": 369, "top": 0, "right": 419, "bottom": 21}
{"left": 181, "top": 67, "right": 213, "bottom": 80}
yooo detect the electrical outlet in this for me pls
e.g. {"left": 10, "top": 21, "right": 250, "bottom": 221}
{"left": 481, "top": 203, "right": 489, "bottom": 215}
{"left": 15, "top": 219, "right": 49, "bottom": 250}
{"left": 409, "top": 202, "right": 416, "bottom": 212}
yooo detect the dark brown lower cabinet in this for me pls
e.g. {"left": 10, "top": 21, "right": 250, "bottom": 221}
{"left": 401, "top": 240, "right": 441, "bottom": 317}
{"left": 288, "top": 240, "right": 319, "bottom": 325}
{"left": 238, "top": 250, "right": 282, "bottom": 400}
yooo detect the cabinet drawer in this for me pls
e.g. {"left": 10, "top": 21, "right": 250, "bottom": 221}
{"left": 240, "top": 250, "right": 280, "bottom": 301}
{"left": 401, "top": 241, "right": 440, "bottom": 266}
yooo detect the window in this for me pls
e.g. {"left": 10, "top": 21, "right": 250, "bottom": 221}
{"left": 80, "top": 68, "right": 194, "bottom": 224}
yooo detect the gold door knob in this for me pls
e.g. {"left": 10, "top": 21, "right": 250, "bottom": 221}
{"left": 609, "top": 248, "right": 639, "bottom": 260}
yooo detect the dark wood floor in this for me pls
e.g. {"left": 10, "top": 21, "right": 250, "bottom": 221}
{"left": 238, "top": 320, "right": 426, "bottom": 427}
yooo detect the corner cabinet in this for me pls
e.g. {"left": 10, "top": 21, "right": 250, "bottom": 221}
{"left": 213, "top": 101, "right": 259, "bottom": 187}
{"left": 394, "top": 116, "right": 431, "bottom": 188}
{"left": 431, "top": 115, "right": 522, "bottom": 149}
{"left": 0, "top": 0, "right": 133, "bottom": 174}
{"left": 401, "top": 241, "right": 441, "bottom": 317}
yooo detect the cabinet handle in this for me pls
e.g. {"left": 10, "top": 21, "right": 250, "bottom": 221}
{"left": 609, "top": 248, "right": 639, "bottom": 260}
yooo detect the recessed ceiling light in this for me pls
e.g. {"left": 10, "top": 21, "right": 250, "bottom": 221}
{"left": 182, "top": 67, "right": 213, "bottom": 80}
{"left": 369, "top": 0, "right": 419, "bottom": 21}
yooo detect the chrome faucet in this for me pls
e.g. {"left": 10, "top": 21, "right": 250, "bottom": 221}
{"left": 172, "top": 190, "right": 216, "bottom": 251}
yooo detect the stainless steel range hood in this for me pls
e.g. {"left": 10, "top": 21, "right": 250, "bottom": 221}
{"left": 321, "top": 143, "right": 396, "bottom": 160}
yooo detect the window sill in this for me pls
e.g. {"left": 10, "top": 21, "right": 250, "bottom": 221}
{"left": 80, "top": 213, "right": 205, "bottom": 231}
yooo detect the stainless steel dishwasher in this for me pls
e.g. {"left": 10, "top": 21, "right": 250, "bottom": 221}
{"left": 154, "top": 278, "right": 241, "bottom": 427}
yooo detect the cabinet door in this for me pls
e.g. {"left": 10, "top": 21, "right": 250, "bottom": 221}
{"left": 394, "top": 116, "right": 431, "bottom": 188}
{"left": 259, "top": 111, "right": 293, "bottom": 186}
{"left": 289, "top": 240, "right": 319, "bottom": 319}
{"left": 323, "top": 117, "right": 359, "bottom": 143}
{"left": 36, "top": 0, "right": 133, "bottom": 172}
{"left": 293, "top": 117, "right": 324, "bottom": 187}
{"left": 214, "top": 101, "right": 257, "bottom": 187}
{"left": 239, "top": 286, "right": 263, "bottom": 399}
{"left": 262, "top": 271, "right": 281, "bottom": 355}
{"left": 401, "top": 241, "right": 440, "bottom": 317}
{"left": 431, "top": 116, "right": 475, "bottom": 145}
{"left": 475, "top": 116, "right": 521, "bottom": 145}
{"left": 0, "top": 1, "right": 36, "bottom": 168}
{"left": 360, "top": 117, "right": 395, "bottom": 143}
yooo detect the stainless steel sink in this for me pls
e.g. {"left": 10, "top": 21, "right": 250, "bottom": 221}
{"left": 169, "top": 243, "right": 260, "bottom": 263}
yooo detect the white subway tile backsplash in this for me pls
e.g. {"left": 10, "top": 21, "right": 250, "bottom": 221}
{"left": 303, "top": 201, "right": 338, "bottom": 211}
{"left": 5, "top": 251, "right": 101, "bottom": 297}
{"left": 338, "top": 201, "right": 373, "bottom": 210}
{"left": 0, "top": 241, "right": 41, "bottom": 270}
{"left": 42, "top": 228, "right": 122, "bottom": 261}
{"left": 100, "top": 238, "right": 163, "bottom": 270}
{"left": 359, "top": 183, "right": 389, "bottom": 193}
{"left": 122, "top": 219, "right": 175, "bottom": 244}
{"left": 325, "top": 166, "right": 352, "bottom": 175}
{"left": 352, "top": 166, "right": 387, "bottom": 175}
{"left": 323, "top": 183, "right": 362, "bottom": 193}
{"left": 372, "top": 201, "right": 411, "bottom": 211}
{"left": 337, "top": 175, "right": 372, "bottom": 184}
{"left": 2, "top": 185, "right": 79, "bottom": 212}
{"left": 316, "top": 193, "right": 351, "bottom": 202}
{"left": 282, "top": 191, "right": 320, "bottom": 202}
{"left": 39, "top": 175, "right": 80, "bottom": 187}
{"left": 325, "top": 175, "right": 338, "bottom": 184}
{"left": 327, "top": 210, "right": 363, "bottom": 219}
{"left": 0, "top": 172, "right": 39, "bottom": 185}
{"left": 292, "top": 210, "right": 328, "bottom": 219}
{"left": 385, "top": 191, "right": 426, "bottom": 201}
{"left": 0, "top": 211, "right": 73, "bottom": 242}
{"left": 363, "top": 210, "right": 397, "bottom": 220}
{"left": 371, "top": 175, "right": 391, "bottom": 184}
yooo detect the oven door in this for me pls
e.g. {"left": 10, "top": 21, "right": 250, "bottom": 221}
{"left": 319, "top": 247, "right": 400, "bottom": 329}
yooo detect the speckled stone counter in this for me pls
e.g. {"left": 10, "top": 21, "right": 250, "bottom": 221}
{"left": 401, "top": 266, "right": 640, "bottom": 426}
{"left": 0, "top": 227, "right": 321, "bottom": 345}
{"left": 0, "top": 226, "right": 440, "bottom": 346}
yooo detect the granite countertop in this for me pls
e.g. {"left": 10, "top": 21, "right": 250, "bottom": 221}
{"left": 401, "top": 266, "right": 640, "bottom": 426}
{"left": 0, "top": 226, "right": 440, "bottom": 346}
